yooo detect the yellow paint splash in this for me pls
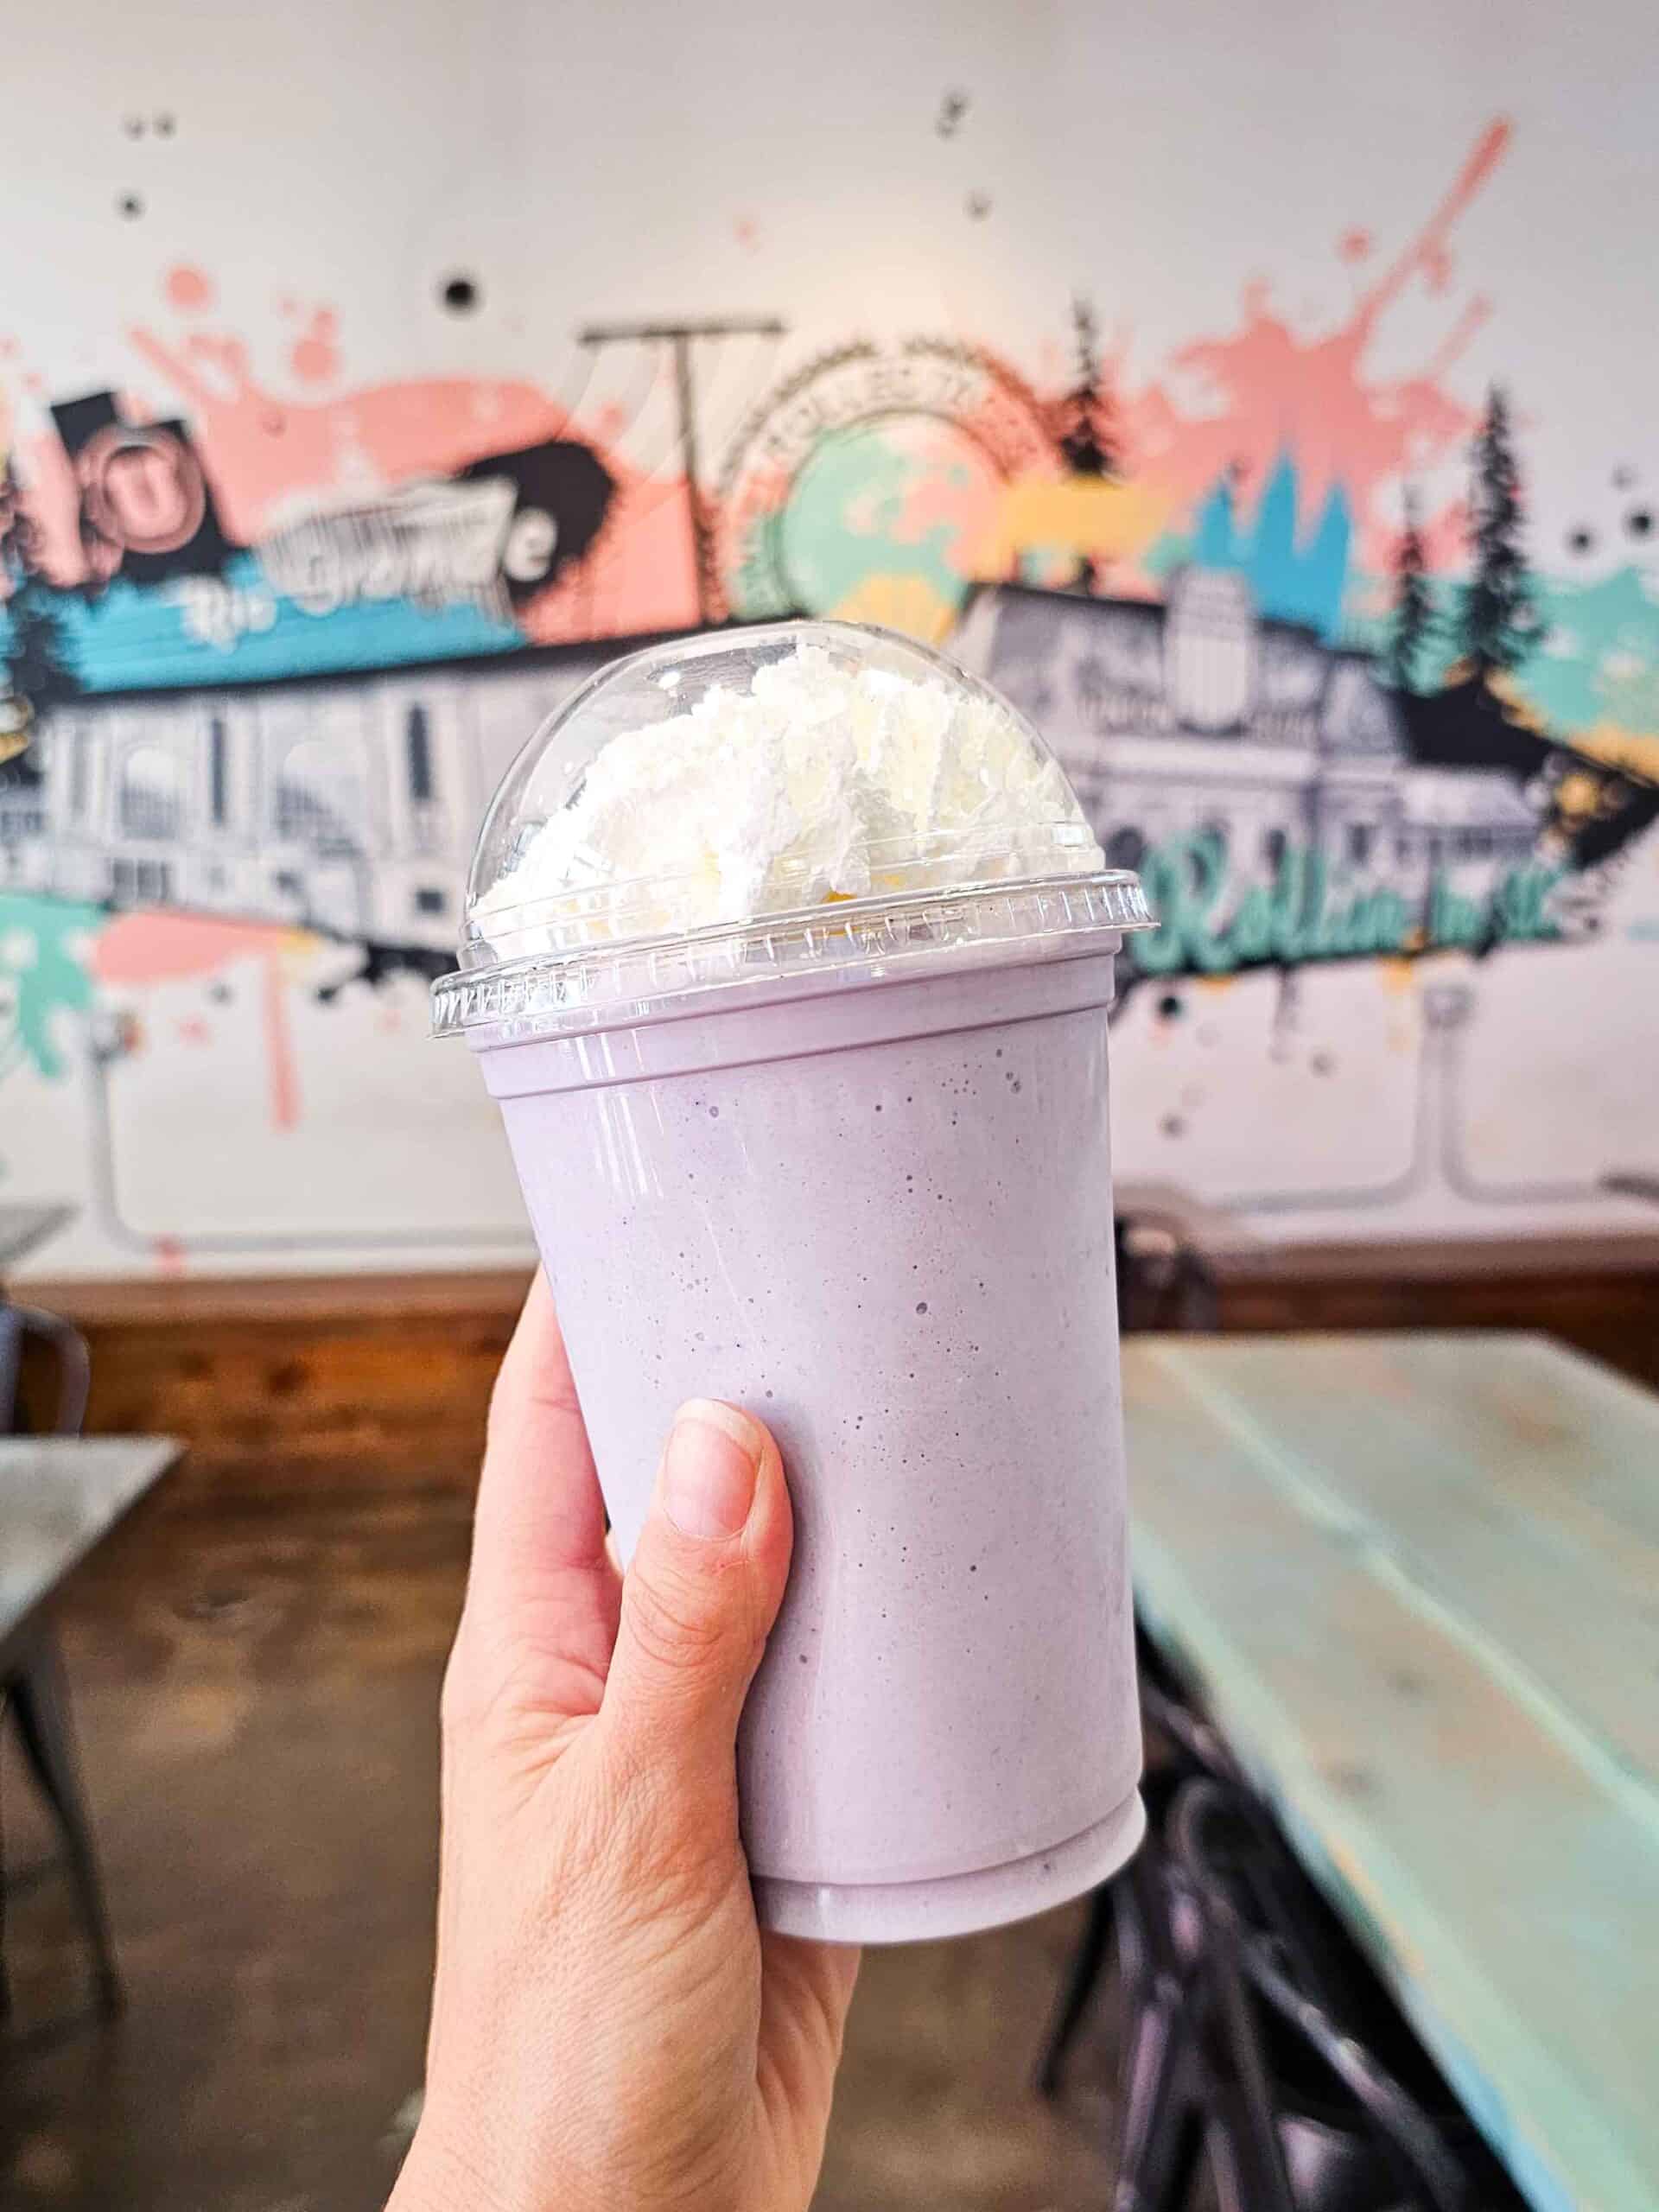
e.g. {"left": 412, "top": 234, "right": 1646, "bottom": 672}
{"left": 1377, "top": 957, "right": 1419, "bottom": 996}
{"left": 977, "top": 473, "right": 1173, "bottom": 576}
{"left": 830, "top": 573, "right": 957, "bottom": 645}
{"left": 1558, "top": 720, "right": 1659, "bottom": 785}
{"left": 0, "top": 694, "right": 31, "bottom": 767}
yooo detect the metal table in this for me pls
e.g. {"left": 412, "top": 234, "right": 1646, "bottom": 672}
{"left": 1, "top": 1435, "right": 180, "bottom": 1669}
{"left": 1123, "top": 1332, "right": 1659, "bottom": 2212}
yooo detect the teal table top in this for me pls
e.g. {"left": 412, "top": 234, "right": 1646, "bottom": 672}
{"left": 1122, "top": 1332, "right": 1659, "bottom": 2212}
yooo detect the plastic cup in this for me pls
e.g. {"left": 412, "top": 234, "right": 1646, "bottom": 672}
{"left": 433, "top": 621, "right": 1154, "bottom": 1943}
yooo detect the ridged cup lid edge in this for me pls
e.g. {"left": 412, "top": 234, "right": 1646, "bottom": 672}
{"left": 429, "top": 868, "right": 1154, "bottom": 1042}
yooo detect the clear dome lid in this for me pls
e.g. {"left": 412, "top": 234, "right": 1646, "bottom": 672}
{"left": 432, "top": 620, "right": 1151, "bottom": 1041}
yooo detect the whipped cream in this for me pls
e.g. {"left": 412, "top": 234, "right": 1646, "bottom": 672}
{"left": 475, "top": 643, "right": 1101, "bottom": 949}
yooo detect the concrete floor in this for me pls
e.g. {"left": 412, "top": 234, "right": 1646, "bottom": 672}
{"left": 0, "top": 1494, "right": 1116, "bottom": 2211}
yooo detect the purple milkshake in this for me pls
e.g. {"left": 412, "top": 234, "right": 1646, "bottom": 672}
{"left": 433, "top": 622, "right": 1154, "bottom": 1943}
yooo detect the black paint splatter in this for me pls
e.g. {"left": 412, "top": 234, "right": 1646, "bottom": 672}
{"left": 314, "top": 939, "right": 449, "bottom": 1003}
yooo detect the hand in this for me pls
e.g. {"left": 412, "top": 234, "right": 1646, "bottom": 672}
{"left": 390, "top": 1274, "right": 859, "bottom": 2212}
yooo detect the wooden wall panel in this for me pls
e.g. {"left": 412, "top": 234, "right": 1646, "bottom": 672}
{"left": 19, "top": 1262, "right": 1656, "bottom": 1506}
{"left": 21, "top": 1274, "right": 530, "bottom": 1505}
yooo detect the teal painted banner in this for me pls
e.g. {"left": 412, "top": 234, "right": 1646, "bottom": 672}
{"left": 1131, "top": 833, "right": 1561, "bottom": 976}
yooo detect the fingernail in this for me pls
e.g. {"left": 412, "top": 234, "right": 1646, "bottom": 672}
{"left": 663, "top": 1399, "right": 763, "bottom": 1541}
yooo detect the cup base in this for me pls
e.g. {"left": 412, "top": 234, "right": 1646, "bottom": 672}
{"left": 751, "top": 1788, "right": 1147, "bottom": 1947}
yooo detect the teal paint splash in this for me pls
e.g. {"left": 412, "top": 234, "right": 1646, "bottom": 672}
{"left": 0, "top": 892, "right": 104, "bottom": 1082}
{"left": 1514, "top": 566, "right": 1659, "bottom": 736}
{"left": 1157, "top": 455, "right": 1352, "bottom": 640}
{"left": 1282, "top": 559, "right": 1659, "bottom": 753}
{"left": 0, "top": 556, "right": 523, "bottom": 694}
{"left": 737, "top": 423, "right": 980, "bottom": 619}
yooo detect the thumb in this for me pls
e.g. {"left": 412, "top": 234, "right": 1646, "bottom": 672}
{"left": 601, "top": 1399, "right": 792, "bottom": 1787}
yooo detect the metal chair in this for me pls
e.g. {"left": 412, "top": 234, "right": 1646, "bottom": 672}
{"left": 1166, "top": 1779, "right": 1477, "bottom": 2212}
{"left": 1037, "top": 1665, "right": 1519, "bottom": 2210}
{"left": 1, "top": 1302, "right": 123, "bottom": 2019}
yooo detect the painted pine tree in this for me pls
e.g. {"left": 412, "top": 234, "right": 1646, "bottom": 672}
{"left": 6, "top": 583, "right": 81, "bottom": 717}
{"left": 0, "top": 470, "right": 80, "bottom": 773}
{"left": 1458, "top": 387, "right": 1537, "bottom": 682}
{"left": 1056, "top": 296, "right": 1121, "bottom": 483}
{"left": 1053, "top": 298, "right": 1123, "bottom": 594}
{"left": 1389, "top": 488, "right": 1434, "bottom": 692}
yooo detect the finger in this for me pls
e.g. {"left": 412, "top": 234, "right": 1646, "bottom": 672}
{"left": 460, "top": 1273, "right": 621, "bottom": 1714}
{"left": 599, "top": 1400, "right": 791, "bottom": 1786}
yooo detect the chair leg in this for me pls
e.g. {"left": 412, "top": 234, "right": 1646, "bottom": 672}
{"left": 6, "top": 1637, "right": 123, "bottom": 2018}
{"left": 1109, "top": 1850, "right": 1207, "bottom": 2212}
{"left": 1196, "top": 1910, "right": 1296, "bottom": 2212}
{"left": 1113, "top": 1981, "right": 1205, "bottom": 2212}
{"left": 1035, "top": 1878, "right": 1116, "bottom": 2098}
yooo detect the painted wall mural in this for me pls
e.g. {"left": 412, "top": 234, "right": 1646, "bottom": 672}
{"left": 2, "top": 0, "right": 1656, "bottom": 1277}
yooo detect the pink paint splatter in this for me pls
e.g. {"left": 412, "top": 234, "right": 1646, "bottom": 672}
{"left": 262, "top": 951, "right": 300, "bottom": 1131}
{"left": 128, "top": 310, "right": 700, "bottom": 637}
{"left": 90, "top": 911, "right": 278, "bottom": 987}
{"left": 128, "top": 325, "right": 582, "bottom": 543}
{"left": 289, "top": 305, "right": 340, "bottom": 385}
{"left": 1122, "top": 118, "right": 1512, "bottom": 579}
{"left": 10, "top": 117, "right": 1511, "bottom": 642}
{"left": 520, "top": 470, "right": 699, "bottom": 643}
{"left": 92, "top": 913, "right": 302, "bottom": 1132}
{"left": 164, "top": 264, "right": 214, "bottom": 313}
{"left": 891, "top": 428, "right": 1003, "bottom": 553}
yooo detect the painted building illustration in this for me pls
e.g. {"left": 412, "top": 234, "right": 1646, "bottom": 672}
{"left": 948, "top": 576, "right": 1540, "bottom": 902}
{"left": 3, "top": 565, "right": 1545, "bottom": 964}
{"left": 4, "top": 645, "right": 623, "bottom": 954}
